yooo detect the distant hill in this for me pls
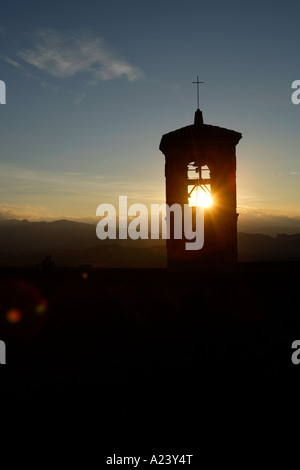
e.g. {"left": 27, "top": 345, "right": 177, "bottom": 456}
{"left": 0, "top": 218, "right": 299, "bottom": 266}
{"left": 238, "top": 232, "right": 300, "bottom": 262}
{"left": 0, "top": 219, "right": 99, "bottom": 251}
{"left": 237, "top": 213, "right": 300, "bottom": 236}
{"left": 0, "top": 219, "right": 167, "bottom": 267}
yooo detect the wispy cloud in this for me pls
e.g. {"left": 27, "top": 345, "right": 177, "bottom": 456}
{"left": 0, "top": 163, "right": 165, "bottom": 221}
{"left": 0, "top": 163, "right": 107, "bottom": 196}
{"left": 18, "top": 29, "right": 143, "bottom": 83}
{"left": 2, "top": 56, "right": 22, "bottom": 68}
{"left": 0, "top": 204, "right": 55, "bottom": 221}
{"left": 238, "top": 205, "right": 300, "bottom": 219}
{"left": 170, "top": 82, "right": 181, "bottom": 92}
{"left": 74, "top": 93, "right": 87, "bottom": 104}
{"left": 2, "top": 54, "right": 60, "bottom": 92}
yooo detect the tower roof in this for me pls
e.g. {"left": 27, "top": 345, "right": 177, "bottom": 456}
{"left": 159, "top": 110, "right": 242, "bottom": 153}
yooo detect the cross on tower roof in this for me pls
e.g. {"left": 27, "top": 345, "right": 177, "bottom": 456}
{"left": 192, "top": 76, "right": 204, "bottom": 110}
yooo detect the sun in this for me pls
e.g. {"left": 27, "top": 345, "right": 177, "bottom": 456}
{"left": 188, "top": 185, "right": 212, "bottom": 208}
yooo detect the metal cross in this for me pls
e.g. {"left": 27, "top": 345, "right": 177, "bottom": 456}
{"left": 192, "top": 76, "right": 204, "bottom": 109}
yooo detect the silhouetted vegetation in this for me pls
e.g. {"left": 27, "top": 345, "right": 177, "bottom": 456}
{"left": 36, "top": 254, "right": 55, "bottom": 271}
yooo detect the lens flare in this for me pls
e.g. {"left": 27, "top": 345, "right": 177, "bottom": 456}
{"left": 6, "top": 308, "right": 22, "bottom": 324}
{"left": 35, "top": 298, "right": 48, "bottom": 315}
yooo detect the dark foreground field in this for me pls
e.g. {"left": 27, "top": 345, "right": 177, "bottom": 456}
{"left": 1, "top": 263, "right": 300, "bottom": 460}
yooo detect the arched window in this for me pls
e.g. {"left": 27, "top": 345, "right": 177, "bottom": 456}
{"left": 187, "top": 162, "right": 212, "bottom": 207}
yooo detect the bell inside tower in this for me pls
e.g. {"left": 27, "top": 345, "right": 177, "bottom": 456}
{"left": 187, "top": 162, "right": 212, "bottom": 208}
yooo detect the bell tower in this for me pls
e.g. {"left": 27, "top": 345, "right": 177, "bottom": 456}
{"left": 159, "top": 85, "right": 242, "bottom": 268}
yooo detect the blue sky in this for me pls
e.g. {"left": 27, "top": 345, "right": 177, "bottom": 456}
{"left": 0, "top": 0, "right": 300, "bottom": 224}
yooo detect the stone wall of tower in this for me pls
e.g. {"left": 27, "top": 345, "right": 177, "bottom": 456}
{"left": 160, "top": 114, "right": 242, "bottom": 268}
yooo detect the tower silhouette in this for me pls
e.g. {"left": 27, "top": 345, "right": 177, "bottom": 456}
{"left": 159, "top": 105, "right": 242, "bottom": 269}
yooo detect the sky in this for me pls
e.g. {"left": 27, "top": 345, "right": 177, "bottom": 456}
{"left": 0, "top": 0, "right": 300, "bottom": 226}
